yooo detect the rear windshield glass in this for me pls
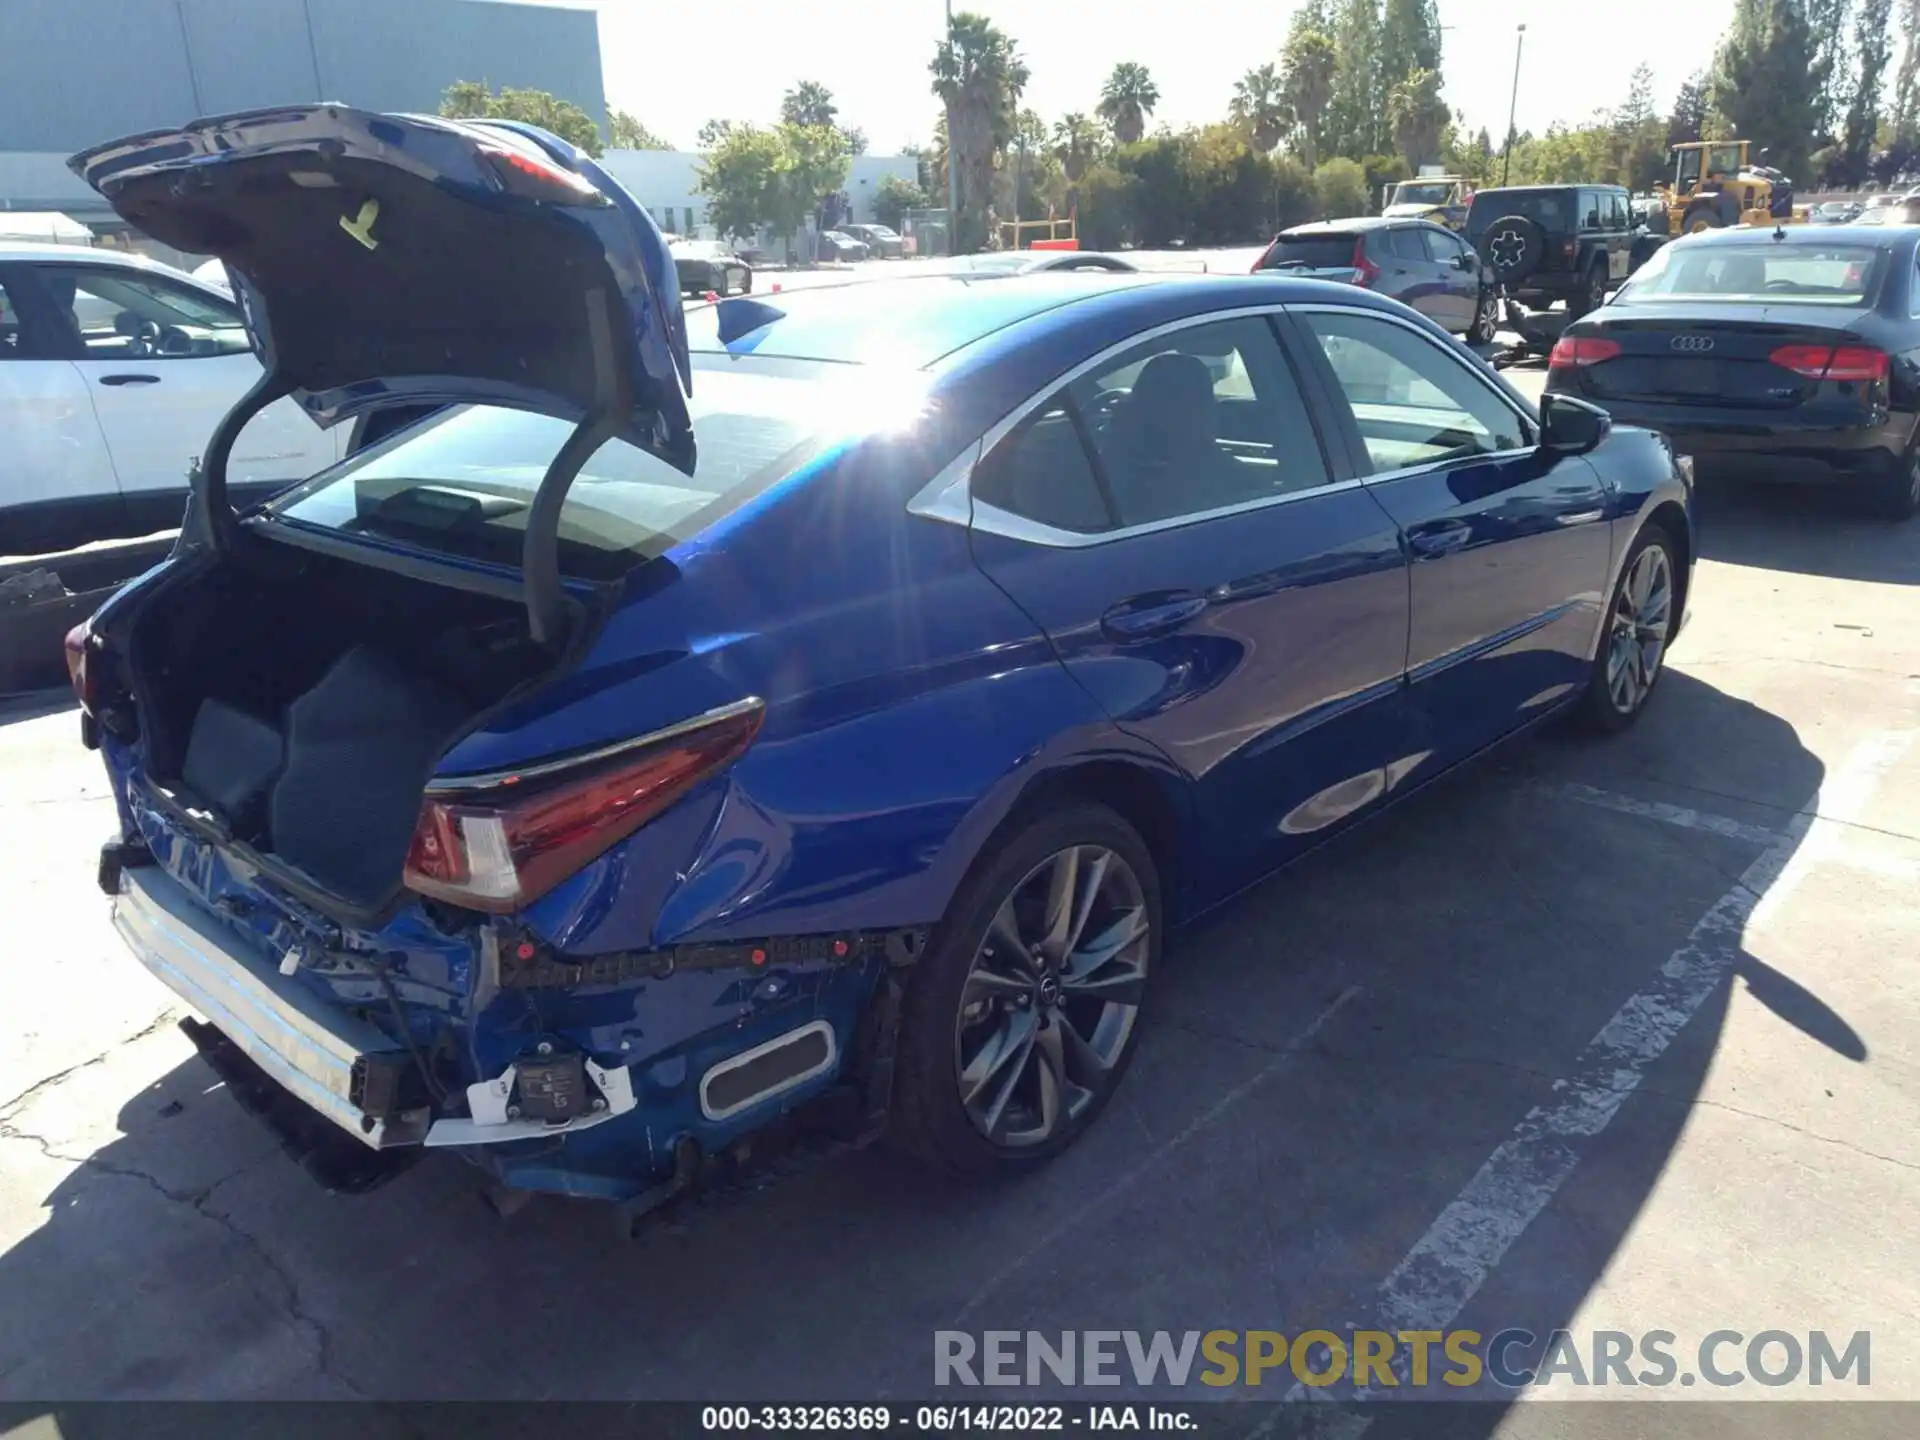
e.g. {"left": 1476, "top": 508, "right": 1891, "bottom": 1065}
{"left": 1260, "top": 235, "right": 1359, "bottom": 269}
{"left": 1616, "top": 242, "right": 1884, "bottom": 306}
{"left": 1468, "top": 192, "right": 1571, "bottom": 232}
{"left": 267, "top": 368, "right": 838, "bottom": 579}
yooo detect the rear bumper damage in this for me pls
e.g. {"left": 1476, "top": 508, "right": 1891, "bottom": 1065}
{"left": 108, "top": 851, "right": 923, "bottom": 1204}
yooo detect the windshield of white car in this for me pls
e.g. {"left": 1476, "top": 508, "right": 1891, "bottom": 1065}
{"left": 1614, "top": 243, "right": 1884, "bottom": 306}
{"left": 267, "top": 367, "right": 841, "bottom": 578}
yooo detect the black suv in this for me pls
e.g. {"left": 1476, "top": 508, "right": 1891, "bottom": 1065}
{"left": 1465, "top": 184, "right": 1635, "bottom": 315}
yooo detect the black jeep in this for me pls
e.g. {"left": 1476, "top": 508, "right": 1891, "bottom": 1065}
{"left": 1465, "top": 184, "right": 1637, "bottom": 316}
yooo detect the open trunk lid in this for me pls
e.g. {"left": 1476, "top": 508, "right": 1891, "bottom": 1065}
{"left": 71, "top": 105, "right": 692, "bottom": 458}
{"left": 72, "top": 104, "right": 698, "bottom": 642}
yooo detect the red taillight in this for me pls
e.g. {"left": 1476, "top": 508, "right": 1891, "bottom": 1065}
{"left": 1548, "top": 335, "right": 1622, "bottom": 369}
{"left": 402, "top": 699, "right": 765, "bottom": 913}
{"left": 64, "top": 620, "right": 97, "bottom": 712}
{"left": 1768, "top": 343, "right": 1889, "bottom": 382}
{"left": 476, "top": 144, "right": 606, "bottom": 207}
{"left": 1352, "top": 239, "right": 1381, "bottom": 285}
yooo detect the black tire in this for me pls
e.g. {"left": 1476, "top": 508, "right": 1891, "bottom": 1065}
{"left": 889, "top": 801, "right": 1161, "bottom": 1179}
{"left": 1681, "top": 199, "right": 1728, "bottom": 233}
{"left": 1466, "top": 284, "right": 1499, "bottom": 346}
{"left": 1481, "top": 214, "right": 1545, "bottom": 286}
{"left": 740, "top": 267, "right": 754, "bottom": 294}
{"left": 1567, "top": 261, "right": 1609, "bottom": 317}
{"left": 1578, "top": 524, "right": 1680, "bottom": 734}
{"left": 1870, "top": 448, "right": 1920, "bottom": 521}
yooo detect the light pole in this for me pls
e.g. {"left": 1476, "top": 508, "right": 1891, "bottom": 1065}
{"left": 1502, "top": 23, "right": 1526, "bottom": 187}
{"left": 944, "top": 0, "right": 960, "bottom": 254}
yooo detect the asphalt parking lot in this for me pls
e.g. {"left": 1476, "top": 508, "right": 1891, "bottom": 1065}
{"left": 4, "top": 367, "right": 1920, "bottom": 1427}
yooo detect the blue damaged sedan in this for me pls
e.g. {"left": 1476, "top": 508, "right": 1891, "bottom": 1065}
{"left": 65, "top": 106, "right": 1694, "bottom": 1219}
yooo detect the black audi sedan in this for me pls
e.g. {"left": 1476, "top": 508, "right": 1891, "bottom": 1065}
{"left": 1545, "top": 224, "right": 1920, "bottom": 518}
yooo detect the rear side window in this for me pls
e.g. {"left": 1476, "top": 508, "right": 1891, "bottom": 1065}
{"left": 971, "top": 401, "right": 1113, "bottom": 534}
{"left": 1261, "top": 234, "right": 1359, "bottom": 269}
{"left": 1470, "top": 191, "right": 1571, "bottom": 234}
{"left": 1384, "top": 229, "right": 1428, "bottom": 261}
{"left": 270, "top": 369, "right": 830, "bottom": 578}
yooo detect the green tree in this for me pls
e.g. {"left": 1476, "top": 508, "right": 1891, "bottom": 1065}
{"left": 1230, "top": 63, "right": 1290, "bottom": 153}
{"left": 609, "top": 109, "right": 672, "bottom": 150}
{"left": 1846, "top": 0, "right": 1896, "bottom": 176}
{"left": 1387, "top": 66, "right": 1448, "bottom": 169}
{"left": 1378, "top": 0, "right": 1442, "bottom": 96}
{"left": 697, "top": 119, "right": 738, "bottom": 150}
{"left": 1271, "top": 153, "right": 1318, "bottom": 229}
{"left": 1805, "top": 0, "right": 1855, "bottom": 138}
{"left": 1187, "top": 124, "right": 1279, "bottom": 243}
{"left": 1114, "top": 131, "right": 1190, "bottom": 243}
{"left": 1711, "top": 0, "right": 1826, "bottom": 177}
{"left": 1313, "top": 156, "right": 1369, "bottom": 216}
{"left": 1326, "top": 0, "right": 1384, "bottom": 159}
{"left": 1666, "top": 70, "right": 1709, "bottom": 156}
{"left": 1075, "top": 163, "right": 1140, "bottom": 249}
{"left": 782, "top": 123, "right": 855, "bottom": 244}
{"left": 696, "top": 123, "right": 785, "bottom": 240}
{"left": 1281, "top": 24, "right": 1339, "bottom": 167}
{"left": 1098, "top": 62, "right": 1161, "bottom": 144}
{"left": 873, "top": 173, "right": 930, "bottom": 231}
{"left": 1894, "top": 0, "right": 1920, "bottom": 142}
{"left": 439, "top": 81, "right": 604, "bottom": 156}
{"left": 931, "top": 12, "right": 1029, "bottom": 252}
{"left": 780, "top": 80, "right": 838, "bottom": 129}
{"left": 1053, "top": 113, "right": 1106, "bottom": 182}
{"left": 1610, "top": 63, "right": 1670, "bottom": 190}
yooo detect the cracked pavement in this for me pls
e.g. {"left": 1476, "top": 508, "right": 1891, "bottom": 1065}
{"left": 4, "top": 370, "right": 1920, "bottom": 1412}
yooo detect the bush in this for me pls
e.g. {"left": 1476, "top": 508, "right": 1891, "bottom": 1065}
{"left": 873, "top": 174, "right": 928, "bottom": 232}
{"left": 1313, "top": 157, "right": 1370, "bottom": 219}
{"left": 1116, "top": 135, "right": 1194, "bottom": 248}
{"left": 1272, "top": 155, "right": 1317, "bottom": 231}
{"left": 1077, "top": 163, "right": 1140, "bottom": 249}
{"left": 1361, "top": 153, "right": 1410, "bottom": 197}
{"left": 1187, "top": 124, "right": 1276, "bottom": 246}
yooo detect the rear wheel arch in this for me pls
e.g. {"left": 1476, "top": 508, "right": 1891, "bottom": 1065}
{"left": 973, "top": 757, "right": 1191, "bottom": 924}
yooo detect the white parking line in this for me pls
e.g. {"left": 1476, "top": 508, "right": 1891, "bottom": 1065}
{"left": 1245, "top": 725, "right": 1917, "bottom": 1432}
{"left": 1544, "top": 781, "right": 1783, "bottom": 848}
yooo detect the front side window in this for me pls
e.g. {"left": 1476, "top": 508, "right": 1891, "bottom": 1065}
{"left": 41, "top": 265, "right": 251, "bottom": 359}
{"left": 1302, "top": 311, "right": 1530, "bottom": 472}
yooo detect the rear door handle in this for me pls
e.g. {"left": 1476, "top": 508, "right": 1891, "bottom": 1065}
{"left": 1408, "top": 519, "right": 1473, "bottom": 558}
{"left": 1100, "top": 592, "right": 1209, "bottom": 642}
{"left": 99, "top": 373, "right": 160, "bottom": 386}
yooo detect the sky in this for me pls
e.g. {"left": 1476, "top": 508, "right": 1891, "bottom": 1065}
{"left": 573, "top": 0, "right": 1738, "bottom": 155}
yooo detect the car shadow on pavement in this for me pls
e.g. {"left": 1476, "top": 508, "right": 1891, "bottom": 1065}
{"left": 1693, "top": 473, "right": 1920, "bottom": 586}
{"left": 0, "top": 671, "right": 1849, "bottom": 1427}
{"left": 0, "top": 688, "right": 74, "bottom": 729}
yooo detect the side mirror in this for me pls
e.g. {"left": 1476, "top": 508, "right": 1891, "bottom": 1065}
{"left": 1454, "top": 253, "right": 1475, "bottom": 271}
{"left": 1540, "top": 391, "right": 1611, "bottom": 455}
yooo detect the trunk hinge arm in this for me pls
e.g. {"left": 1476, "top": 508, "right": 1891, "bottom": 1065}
{"left": 523, "top": 287, "right": 629, "bottom": 647}
{"left": 187, "top": 368, "right": 295, "bottom": 552}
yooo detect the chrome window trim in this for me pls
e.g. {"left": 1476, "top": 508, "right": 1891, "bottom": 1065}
{"left": 905, "top": 304, "right": 1357, "bottom": 548}
{"left": 1287, "top": 301, "right": 1543, "bottom": 484}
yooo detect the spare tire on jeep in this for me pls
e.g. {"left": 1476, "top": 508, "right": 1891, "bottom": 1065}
{"left": 1481, "top": 214, "right": 1545, "bottom": 285}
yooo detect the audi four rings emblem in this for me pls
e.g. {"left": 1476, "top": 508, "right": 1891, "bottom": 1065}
{"left": 1670, "top": 335, "right": 1716, "bottom": 352}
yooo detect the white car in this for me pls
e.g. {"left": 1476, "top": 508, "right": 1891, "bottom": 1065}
{"left": 0, "top": 243, "right": 340, "bottom": 559}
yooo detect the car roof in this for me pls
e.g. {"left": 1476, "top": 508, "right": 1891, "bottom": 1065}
{"left": 1471, "top": 183, "right": 1618, "bottom": 198}
{"left": 1670, "top": 223, "right": 1917, "bottom": 249}
{"left": 1282, "top": 216, "right": 1395, "bottom": 233}
{"left": 691, "top": 271, "right": 1440, "bottom": 370}
{"left": 0, "top": 241, "right": 187, "bottom": 271}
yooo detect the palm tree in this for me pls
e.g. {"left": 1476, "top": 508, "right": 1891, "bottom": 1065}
{"left": 780, "top": 80, "right": 838, "bottom": 130}
{"left": 1281, "top": 27, "right": 1338, "bottom": 168}
{"left": 930, "top": 13, "right": 1029, "bottom": 252}
{"left": 1230, "top": 63, "right": 1289, "bottom": 154}
{"left": 1388, "top": 68, "right": 1449, "bottom": 171}
{"left": 1052, "top": 112, "right": 1104, "bottom": 182}
{"left": 1097, "top": 62, "right": 1159, "bottom": 145}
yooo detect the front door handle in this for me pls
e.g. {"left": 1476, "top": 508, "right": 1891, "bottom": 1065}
{"left": 99, "top": 373, "right": 161, "bottom": 386}
{"left": 1100, "top": 592, "right": 1209, "bottom": 642}
{"left": 1408, "top": 519, "right": 1473, "bottom": 558}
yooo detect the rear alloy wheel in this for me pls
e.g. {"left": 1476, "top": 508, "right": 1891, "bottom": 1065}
{"left": 1579, "top": 526, "right": 1678, "bottom": 733}
{"left": 889, "top": 802, "right": 1159, "bottom": 1176}
{"left": 1467, "top": 286, "right": 1499, "bottom": 346}
{"left": 1872, "top": 449, "right": 1920, "bottom": 521}
{"left": 1569, "top": 263, "right": 1608, "bottom": 317}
